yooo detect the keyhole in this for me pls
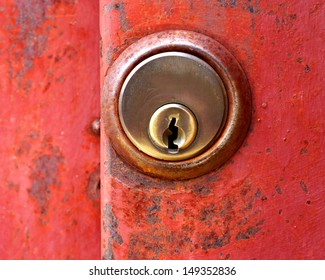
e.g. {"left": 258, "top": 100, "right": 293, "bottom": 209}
{"left": 149, "top": 104, "right": 195, "bottom": 155}
{"left": 167, "top": 118, "right": 179, "bottom": 153}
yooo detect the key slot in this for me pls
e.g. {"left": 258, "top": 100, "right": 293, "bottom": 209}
{"left": 167, "top": 118, "right": 179, "bottom": 153}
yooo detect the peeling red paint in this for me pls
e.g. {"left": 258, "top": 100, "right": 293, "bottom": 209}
{"left": 0, "top": 0, "right": 323, "bottom": 260}
{"left": 0, "top": 0, "right": 100, "bottom": 259}
{"left": 29, "top": 137, "right": 64, "bottom": 214}
{"left": 101, "top": 0, "right": 325, "bottom": 259}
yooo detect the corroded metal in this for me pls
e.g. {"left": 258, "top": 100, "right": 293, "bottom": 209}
{"left": 0, "top": 0, "right": 100, "bottom": 259}
{"left": 102, "top": 30, "right": 251, "bottom": 179}
{"left": 101, "top": 0, "right": 325, "bottom": 260}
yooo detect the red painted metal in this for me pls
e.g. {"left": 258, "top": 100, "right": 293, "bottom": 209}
{"left": 0, "top": 0, "right": 100, "bottom": 259}
{"left": 101, "top": 0, "right": 325, "bottom": 259}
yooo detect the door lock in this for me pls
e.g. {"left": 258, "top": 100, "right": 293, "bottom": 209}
{"left": 102, "top": 30, "right": 251, "bottom": 180}
{"left": 118, "top": 52, "right": 228, "bottom": 162}
{"left": 148, "top": 103, "right": 198, "bottom": 156}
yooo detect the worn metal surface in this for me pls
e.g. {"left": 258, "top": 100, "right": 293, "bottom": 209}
{"left": 102, "top": 30, "right": 251, "bottom": 179}
{"left": 118, "top": 52, "right": 227, "bottom": 161}
{"left": 101, "top": 0, "right": 325, "bottom": 259}
{"left": 0, "top": 0, "right": 100, "bottom": 259}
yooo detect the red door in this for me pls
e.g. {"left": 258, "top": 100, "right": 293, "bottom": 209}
{"left": 100, "top": 0, "right": 325, "bottom": 260}
{"left": 1, "top": 0, "right": 324, "bottom": 260}
{"left": 0, "top": 0, "right": 100, "bottom": 259}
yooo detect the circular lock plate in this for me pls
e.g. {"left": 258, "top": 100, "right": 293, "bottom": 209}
{"left": 119, "top": 52, "right": 227, "bottom": 161}
{"left": 102, "top": 30, "right": 252, "bottom": 180}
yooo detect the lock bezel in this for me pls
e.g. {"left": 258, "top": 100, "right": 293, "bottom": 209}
{"left": 147, "top": 103, "right": 199, "bottom": 156}
{"left": 102, "top": 30, "right": 252, "bottom": 180}
{"left": 118, "top": 52, "right": 228, "bottom": 161}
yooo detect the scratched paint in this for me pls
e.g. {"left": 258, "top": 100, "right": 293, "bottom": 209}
{"left": 101, "top": 0, "right": 325, "bottom": 259}
{"left": 0, "top": 0, "right": 100, "bottom": 259}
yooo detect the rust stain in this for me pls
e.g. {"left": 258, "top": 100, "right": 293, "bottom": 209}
{"left": 104, "top": 1, "right": 130, "bottom": 32}
{"left": 128, "top": 230, "right": 163, "bottom": 259}
{"left": 255, "top": 188, "right": 262, "bottom": 198}
{"left": 192, "top": 185, "right": 212, "bottom": 196}
{"left": 105, "top": 145, "right": 157, "bottom": 189}
{"left": 146, "top": 195, "right": 162, "bottom": 225}
{"left": 261, "top": 196, "right": 268, "bottom": 202}
{"left": 200, "top": 232, "right": 230, "bottom": 250}
{"left": 28, "top": 137, "right": 64, "bottom": 214}
{"left": 54, "top": 45, "right": 78, "bottom": 63}
{"left": 127, "top": 228, "right": 195, "bottom": 259}
{"left": 300, "top": 140, "right": 309, "bottom": 155}
{"left": 16, "top": 140, "right": 31, "bottom": 156}
{"left": 166, "top": 200, "right": 184, "bottom": 219}
{"left": 304, "top": 65, "right": 311, "bottom": 73}
{"left": 9, "top": 0, "right": 76, "bottom": 91}
{"left": 200, "top": 205, "right": 216, "bottom": 223}
{"left": 104, "top": 123, "right": 270, "bottom": 259}
{"left": 300, "top": 181, "right": 309, "bottom": 194}
{"left": 13, "top": 0, "right": 53, "bottom": 83}
{"left": 275, "top": 185, "right": 283, "bottom": 195}
{"left": 216, "top": 0, "right": 260, "bottom": 14}
{"left": 103, "top": 204, "right": 123, "bottom": 245}
{"left": 120, "top": 177, "right": 266, "bottom": 259}
{"left": 236, "top": 225, "right": 262, "bottom": 240}
{"left": 103, "top": 239, "right": 114, "bottom": 260}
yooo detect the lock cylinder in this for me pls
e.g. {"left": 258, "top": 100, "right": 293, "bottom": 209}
{"left": 102, "top": 30, "right": 251, "bottom": 179}
{"left": 148, "top": 103, "right": 198, "bottom": 156}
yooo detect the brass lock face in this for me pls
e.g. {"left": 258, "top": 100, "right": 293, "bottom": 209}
{"left": 102, "top": 30, "right": 251, "bottom": 180}
{"left": 119, "top": 52, "right": 227, "bottom": 161}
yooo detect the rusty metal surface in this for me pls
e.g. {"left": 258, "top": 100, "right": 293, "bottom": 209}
{"left": 101, "top": 0, "right": 325, "bottom": 259}
{"left": 102, "top": 30, "right": 251, "bottom": 179}
{"left": 0, "top": 0, "right": 100, "bottom": 259}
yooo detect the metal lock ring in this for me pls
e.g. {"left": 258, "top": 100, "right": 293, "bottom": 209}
{"left": 102, "top": 30, "right": 252, "bottom": 180}
{"left": 118, "top": 51, "right": 228, "bottom": 161}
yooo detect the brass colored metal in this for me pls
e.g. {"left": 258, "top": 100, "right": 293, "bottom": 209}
{"left": 118, "top": 52, "right": 227, "bottom": 162}
{"left": 148, "top": 103, "right": 198, "bottom": 158}
{"left": 102, "top": 30, "right": 252, "bottom": 180}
